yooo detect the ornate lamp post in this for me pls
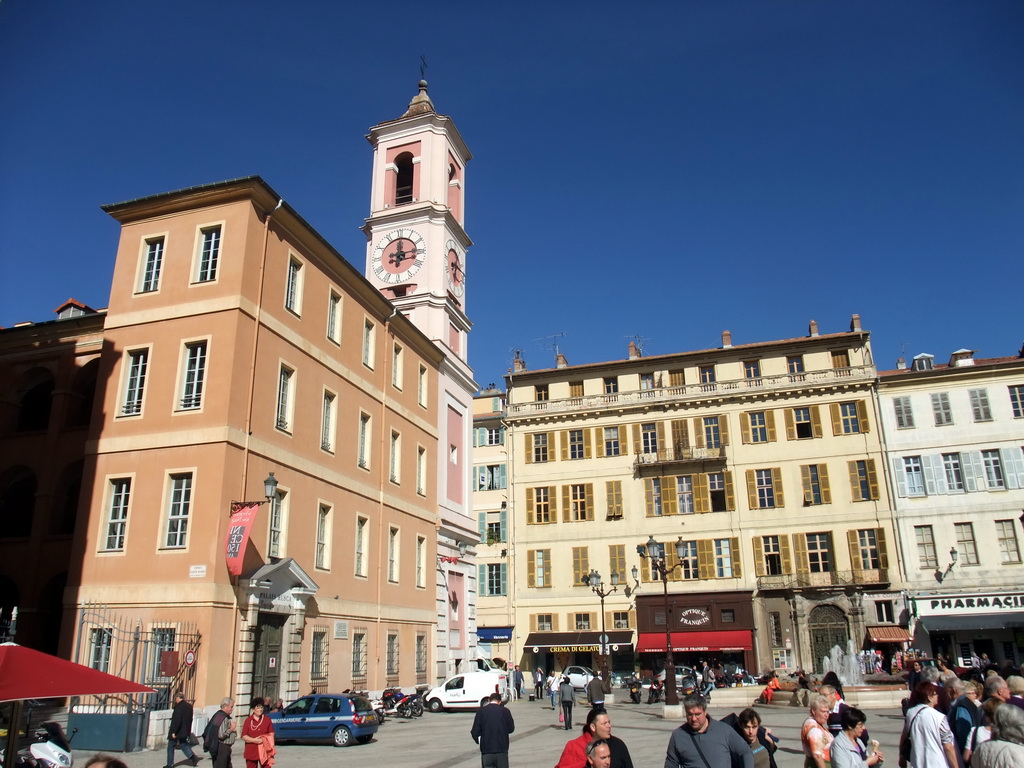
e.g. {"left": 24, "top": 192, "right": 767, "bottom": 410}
{"left": 637, "top": 535, "right": 687, "bottom": 706}
{"left": 583, "top": 568, "right": 619, "bottom": 694}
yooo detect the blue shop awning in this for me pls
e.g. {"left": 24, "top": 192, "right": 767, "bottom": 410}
{"left": 477, "top": 626, "right": 514, "bottom": 642}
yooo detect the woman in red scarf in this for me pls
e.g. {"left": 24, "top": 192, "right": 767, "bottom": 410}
{"left": 241, "top": 700, "right": 275, "bottom": 768}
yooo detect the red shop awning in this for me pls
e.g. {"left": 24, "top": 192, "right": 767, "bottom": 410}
{"left": 866, "top": 625, "right": 912, "bottom": 644}
{"left": 637, "top": 630, "right": 752, "bottom": 653}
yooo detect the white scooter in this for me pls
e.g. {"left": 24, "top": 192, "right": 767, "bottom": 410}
{"left": 2, "top": 722, "right": 76, "bottom": 768}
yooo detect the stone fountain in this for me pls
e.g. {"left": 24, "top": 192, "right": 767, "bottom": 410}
{"left": 822, "top": 640, "right": 865, "bottom": 687}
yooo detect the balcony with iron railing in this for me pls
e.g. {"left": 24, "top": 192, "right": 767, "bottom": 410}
{"left": 633, "top": 444, "right": 726, "bottom": 471}
{"left": 506, "top": 365, "right": 874, "bottom": 418}
{"left": 756, "top": 568, "right": 889, "bottom": 592}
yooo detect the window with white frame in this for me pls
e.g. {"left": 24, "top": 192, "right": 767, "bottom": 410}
{"left": 386, "top": 633, "right": 399, "bottom": 676}
{"left": 320, "top": 391, "right": 336, "bottom": 452}
{"left": 574, "top": 613, "right": 591, "bottom": 630}
{"left": 389, "top": 430, "right": 401, "bottom": 484}
{"left": 268, "top": 488, "right": 286, "bottom": 558}
{"left": 787, "top": 355, "right": 805, "bottom": 378}
{"left": 485, "top": 427, "right": 504, "bottom": 446}
{"left": 613, "top": 611, "right": 630, "bottom": 629}
{"left": 532, "top": 433, "right": 549, "bottom": 462}
{"left": 648, "top": 476, "right": 663, "bottom": 516}
{"left": 875, "top": 601, "right": 895, "bottom": 623}
{"left": 679, "top": 540, "right": 698, "bottom": 579}
{"left": 355, "top": 516, "right": 368, "bottom": 576}
{"left": 415, "top": 633, "right": 427, "bottom": 677}
{"left": 387, "top": 526, "right": 399, "bottom": 582}
{"left": 315, "top": 504, "right": 330, "bottom": 569}
{"left": 839, "top": 402, "right": 862, "bottom": 434}
{"left": 392, "top": 343, "right": 403, "bottom": 389}
{"left": 89, "top": 628, "right": 113, "bottom": 672}
{"left": 755, "top": 469, "right": 776, "bottom": 508}
{"left": 893, "top": 396, "right": 915, "bottom": 429}
{"left": 677, "top": 475, "right": 694, "bottom": 514}
{"left": 122, "top": 349, "right": 149, "bottom": 416}
{"left": 749, "top": 411, "right": 768, "bottom": 443}
{"left": 485, "top": 563, "right": 507, "bottom": 596}
{"left": 931, "top": 392, "right": 953, "bottom": 426}
{"left": 276, "top": 366, "right": 293, "bottom": 432}
{"left": 641, "top": 423, "right": 658, "bottom": 453}
{"left": 416, "top": 536, "right": 426, "bottom": 587}
{"left": 196, "top": 226, "right": 221, "bottom": 283}
{"left": 362, "top": 319, "right": 375, "bottom": 368}
{"left": 955, "top": 522, "right": 979, "bottom": 565}
{"left": 943, "top": 453, "right": 965, "bottom": 492}
{"left": 477, "top": 464, "right": 506, "bottom": 491}
{"left": 149, "top": 627, "right": 176, "bottom": 679}
{"left": 357, "top": 412, "right": 371, "bottom": 469}
{"left": 164, "top": 473, "right": 193, "bottom": 548}
{"left": 326, "top": 290, "right": 342, "bottom": 344}
{"left": 416, "top": 446, "right": 426, "bottom": 496}
{"left": 536, "top": 614, "right": 553, "bottom": 631}
{"left": 708, "top": 472, "right": 728, "bottom": 512}
{"left": 857, "top": 529, "right": 881, "bottom": 569}
{"left": 703, "top": 416, "right": 722, "bottom": 448}
{"left": 603, "top": 426, "right": 621, "bottom": 456}
{"left": 762, "top": 535, "right": 783, "bottom": 575}
{"left": 903, "top": 456, "right": 925, "bottom": 496}
{"left": 1010, "top": 385, "right": 1024, "bottom": 419}
{"left": 568, "top": 429, "right": 585, "bottom": 459}
{"left": 982, "top": 449, "right": 1005, "bottom": 489}
{"left": 351, "top": 630, "right": 367, "bottom": 678}
{"left": 714, "top": 538, "right": 734, "bottom": 577}
{"left": 915, "top": 525, "right": 938, "bottom": 568}
{"left": 311, "top": 628, "right": 328, "bottom": 680}
{"left": 969, "top": 389, "right": 992, "bottom": 422}
{"left": 179, "top": 341, "right": 207, "bottom": 409}
{"left": 806, "top": 532, "right": 832, "bottom": 572}
{"left": 139, "top": 237, "right": 164, "bottom": 293}
{"left": 285, "top": 257, "right": 303, "bottom": 314}
{"left": 996, "top": 520, "right": 1022, "bottom": 564}
{"left": 103, "top": 478, "right": 131, "bottom": 551}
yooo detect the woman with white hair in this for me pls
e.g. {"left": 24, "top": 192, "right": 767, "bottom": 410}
{"left": 971, "top": 703, "right": 1024, "bottom": 768}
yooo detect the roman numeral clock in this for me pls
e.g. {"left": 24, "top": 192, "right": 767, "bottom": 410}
{"left": 371, "top": 228, "right": 426, "bottom": 285}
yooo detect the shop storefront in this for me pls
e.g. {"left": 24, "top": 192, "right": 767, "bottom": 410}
{"left": 477, "top": 626, "right": 515, "bottom": 665}
{"left": 636, "top": 591, "right": 755, "bottom": 675}
{"left": 521, "top": 630, "right": 634, "bottom": 679}
{"left": 912, "top": 591, "right": 1024, "bottom": 666}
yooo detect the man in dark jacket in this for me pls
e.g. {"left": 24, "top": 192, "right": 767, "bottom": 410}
{"left": 665, "top": 694, "right": 753, "bottom": 768}
{"left": 166, "top": 691, "right": 200, "bottom": 768}
{"left": 470, "top": 693, "right": 515, "bottom": 768}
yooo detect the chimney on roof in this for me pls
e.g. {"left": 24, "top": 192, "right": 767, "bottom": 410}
{"left": 850, "top": 314, "right": 862, "bottom": 332}
{"left": 949, "top": 349, "right": 976, "bottom": 367}
{"left": 721, "top": 330, "right": 732, "bottom": 349}
{"left": 628, "top": 341, "right": 641, "bottom": 360}
{"left": 896, "top": 358, "right": 906, "bottom": 370}
{"left": 556, "top": 353, "right": 568, "bottom": 369}
{"left": 809, "top": 320, "right": 819, "bottom": 337}
{"left": 512, "top": 350, "right": 526, "bottom": 372}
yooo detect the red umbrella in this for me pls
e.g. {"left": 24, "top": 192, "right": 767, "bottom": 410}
{"left": 0, "top": 643, "right": 156, "bottom": 702}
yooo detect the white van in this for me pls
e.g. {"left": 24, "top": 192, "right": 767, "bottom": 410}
{"left": 424, "top": 670, "right": 508, "bottom": 712}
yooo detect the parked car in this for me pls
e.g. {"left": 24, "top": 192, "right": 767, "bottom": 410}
{"left": 424, "top": 670, "right": 509, "bottom": 712}
{"left": 564, "top": 665, "right": 596, "bottom": 690}
{"left": 269, "top": 693, "right": 380, "bottom": 747}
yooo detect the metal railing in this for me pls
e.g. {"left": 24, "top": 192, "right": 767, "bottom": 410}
{"left": 756, "top": 568, "right": 889, "bottom": 591}
{"left": 633, "top": 445, "right": 725, "bottom": 469}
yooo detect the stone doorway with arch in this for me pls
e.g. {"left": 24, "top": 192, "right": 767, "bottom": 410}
{"left": 808, "top": 604, "right": 849, "bottom": 673}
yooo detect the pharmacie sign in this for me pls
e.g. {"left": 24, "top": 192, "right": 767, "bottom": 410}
{"left": 915, "top": 592, "right": 1024, "bottom": 616}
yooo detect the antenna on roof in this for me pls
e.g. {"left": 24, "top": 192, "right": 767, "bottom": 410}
{"left": 420, "top": 54, "right": 428, "bottom": 80}
{"left": 534, "top": 332, "right": 567, "bottom": 364}
{"left": 624, "top": 334, "right": 650, "bottom": 357}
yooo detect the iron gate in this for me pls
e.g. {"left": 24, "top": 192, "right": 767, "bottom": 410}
{"left": 808, "top": 604, "right": 849, "bottom": 674}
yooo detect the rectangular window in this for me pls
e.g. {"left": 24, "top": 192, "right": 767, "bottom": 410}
{"left": 416, "top": 536, "right": 426, "bottom": 587}
{"left": 392, "top": 343, "right": 403, "bottom": 389}
{"left": 787, "top": 355, "right": 805, "bottom": 378}
{"left": 708, "top": 472, "right": 728, "bottom": 512}
{"left": 903, "top": 456, "right": 925, "bottom": 496}
{"left": 649, "top": 477, "right": 663, "bottom": 516}
{"left": 417, "top": 364, "right": 427, "bottom": 407}
{"left": 755, "top": 469, "right": 776, "bottom": 509}
{"left": 389, "top": 430, "right": 401, "bottom": 484}
{"left": 806, "top": 532, "right": 832, "bottom": 573}
{"left": 165, "top": 473, "right": 193, "bottom": 549}
{"left": 140, "top": 237, "right": 164, "bottom": 292}
{"left": 606, "top": 481, "right": 624, "bottom": 520}
{"left": 122, "top": 349, "right": 149, "bottom": 415}
{"left": 355, "top": 516, "right": 368, "bottom": 576}
{"left": 569, "top": 380, "right": 584, "bottom": 398}
{"left": 89, "top": 628, "right": 113, "bottom": 672}
{"left": 677, "top": 475, "right": 694, "bottom": 514}
{"left": 532, "top": 433, "right": 549, "bottom": 463}
{"left": 362, "top": 319, "right": 375, "bottom": 368}
{"left": 311, "top": 629, "right": 328, "bottom": 680}
{"left": 996, "top": 520, "right": 1022, "bottom": 564}
{"left": 1010, "top": 385, "right": 1024, "bottom": 419}
{"left": 875, "top": 601, "right": 895, "bottom": 623}
{"left": 572, "top": 547, "right": 589, "bottom": 585}
{"left": 915, "top": 525, "right": 938, "bottom": 568}
{"left": 849, "top": 459, "right": 878, "bottom": 501}
{"left": 714, "top": 538, "right": 734, "bottom": 577}
{"left": 574, "top": 613, "right": 591, "bottom": 630}
{"left": 149, "top": 628, "right": 176, "bottom": 680}
{"left": 386, "top": 633, "right": 399, "bottom": 676}
{"left": 327, "top": 291, "right": 342, "bottom": 343}
{"left": 485, "top": 563, "right": 507, "bottom": 596}
{"left": 351, "top": 631, "right": 367, "bottom": 678}
{"left": 477, "top": 464, "right": 506, "bottom": 491}
{"left": 321, "top": 391, "right": 336, "bottom": 452}
{"left": 969, "top": 389, "right": 992, "bottom": 421}
{"left": 943, "top": 453, "right": 965, "bottom": 491}
{"left": 388, "top": 527, "right": 399, "bottom": 582}
{"left": 749, "top": 411, "right": 768, "bottom": 443}
{"left": 839, "top": 402, "right": 862, "bottom": 434}
{"left": 604, "top": 377, "right": 618, "bottom": 394}
{"left": 893, "top": 396, "right": 915, "bottom": 429}
{"left": 416, "top": 634, "right": 427, "bottom": 677}
{"left": 802, "top": 464, "right": 827, "bottom": 505}
{"left": 762, "top": 535, "right": 783, "bottom": 575}
{"left": 613, "top": 611, "right": 630, "bottom": 629}
{"left": 285, "top": 257, "right": 303, "bottom": 314}
{"left": 485, "top": 427, "right": 504, "bottom": 445}
{"left": 744, "top": 360, "right": 761, "bottom": 383}
{"left": 603, "top": 426, "right": 621, "bottom": 456}
{"left": 315, "top": 504, "right": 330, "bottom": 569}
{"left": 856, "top": 529, "right": 881, "bottom": 570}
{"left": 831, "top": 349, "right": 851, "bottom": 372}
{"left": 982, "top": 449, "right": 1005, "bottom": 489}
{"left": 535, "top": 384, "right": 549, "bottom": 401}
{"left": 268, "top": 489, "right": 286, "bottom": 558}
{"left": 179, "top": 341, "right": 207, "bottom": 409}
{"left": 769, "top": 612, "right": 783, "bottom": 646}
{"left": 536, "top": 614, "right": 553, "bottom": 631}
{"left": 641, "top": 423, "right": 658, "bottom": 453}
{"left": 955, "top": 522, "right": 979, "bottom": 565}
{"left": 104, "top": 478, "right": 131, "bottom": 551}
{"left": 703, "top": 416, "right": 722, "bottom": 448}
{"left": 699, "top": 365, "right": 716, "bottom": 391}
{"left": 358, "top": 413, "right": 371, "bottom": 469}
{"left": 678, "top": 540, "right": 698, "bottom": 579}
{"left": 793, "top": 407, "right": 813, "bottom": 439}
{"left": 932, "top": 392, "right": 953, "bottom": 425}
{"left": 532, "top": 487, "right": 552, "bottom": 524}
{"left": 196, "top": 226, "right": 220, "bottom": 282}
{"left": 529, "top": 549, "right": 551, "bottom": 588}
{"left": 568, "top": 429, "right": 585, "bottom": 459}
{"left": 416, "top": 446, "right": 426, "bottom": 495}
{"left": 276, "top": 366, "right": 293, "bottom": 431}
{"left": 569, "top": 483, "right": 590, "bottom": 521}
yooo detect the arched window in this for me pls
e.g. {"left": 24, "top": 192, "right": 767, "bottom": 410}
{"left": 50, "top": 461, "right": 83, "bottom": 536}
{"left": 16, "top": 368, "right": 54, "bottom": 432}
{"left": 394, "top": 152, "right": 414, "bottom": 205}
{"left": 66, "top": 359, "right": 99, "bottom": 428}
{"left": 0, "top": 467, "right": 37, "bottom": 538}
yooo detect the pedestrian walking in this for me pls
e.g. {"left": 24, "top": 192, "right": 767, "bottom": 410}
{"left": 513, "top": 665, "right": 524, "bottom": 700}
{"left": 555, "top": 708, "right": 633, "bottom": 768}
{"left": 723, "top": 708, "right": 778, "bottom": 768}
{"left": 166, "top": 691, "right": 200, "bottom": 768}
{"left": 470, "top": 692, "right": 515, "bottom": 768}
{"left": 204, "top": 698, "right": 236, "bottom": 768}
{"left": 240, "top": 700, "right": 274, "bottom": 768}
{"left": 830, "top": 707, "right": 883, "bottom": 768}
{"left": 548, "top": 671, "right": 560, "bottom": 709}
{"left": 972, "top": 702, "right": 1024, "bottom": 768}
{"left": 801, "top": 694, "right": 834, "bottom": 768}
{"left": 559, "top": 676, "right": 575, "bottom": 730}
{"left": 587, "top": 673, "right": 606, "bottom": 711}
{"left": 900, "top": 682, "right": 956, "bottom": 768}
{"left": 665, "top": 694, "right": 753, "bottom": 768}
{"left": 535, "top": 667, "right": 545, "bottom": 701}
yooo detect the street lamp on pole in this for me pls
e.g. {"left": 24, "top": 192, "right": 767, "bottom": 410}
{"left": 637, "top": 535, "right": 687, "bottom": 707}
{"left": 583, "top": 568, "right": 619, "bottom": 694}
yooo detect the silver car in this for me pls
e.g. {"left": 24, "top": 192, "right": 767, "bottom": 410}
{"left": 563, "top": 665, "right": 595, "bottom": 690}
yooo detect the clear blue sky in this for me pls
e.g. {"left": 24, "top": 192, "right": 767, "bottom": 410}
{"left": 2, "top": 1, "right": 1022, "bottom": 385}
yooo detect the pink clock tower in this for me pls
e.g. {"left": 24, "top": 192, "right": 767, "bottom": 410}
{"left": 363, "top": 81, "right": 478, "bottom": 682}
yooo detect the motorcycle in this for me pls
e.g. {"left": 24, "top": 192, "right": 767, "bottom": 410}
{"left": 647, "top": 678, "right": 663, "bottom": 704}
{"left": 624, "top": 676, "right": 642, "bottom": 704}
{"left": 0, "top": 722, "right": 76, "bottom": 768}
{"left": 381, "top": 687, "right": 422, "bottom": 718}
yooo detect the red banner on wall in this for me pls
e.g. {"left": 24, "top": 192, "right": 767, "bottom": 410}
{"left": 225, "top": 502, "right": 261, "bottom": 576}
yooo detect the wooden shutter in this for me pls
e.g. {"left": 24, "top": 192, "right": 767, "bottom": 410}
{"left": 810, "top": 406, "right": 823, "bottom": 438}
{"left": 560, "top": 431, "right": 569, "bottom": 461}
{"left": 740, "top": 412, "right": 752, "bottom": 444}
{"left": 631, "top": 423, "right": 641, "bottom": 454}
{"left": 820, "top": 464, "right": 832, "bottom": 504}
{"left": 857, "top": 400, "right": 870, "bottom": 433}
{"left": 692, "top": 418, "right": 705, "bottom": 448}
{"left": 478, "top": 512, "right": 486, "bottom": 540}
{"left": 800, "top": 465, "right": 812, "bottom": 504}
{"left": 745, "top": 469, "right": 758, "bottom": 510}
{"left": 772, "top": 467, "right": 785, "bottom": 507}
{"left": 595, "top": 427, "right": 605, "bottom": 458}
{"left": 526, "top": 488, "right": 535, "bottom": 524}
{"left": 851, "top": 461, "right": 869, "bottom": 501}
{"left": 781, "top": 535, "right": 793, "bottom": 574}
{"left": 530, "top": 614, "right": 538, "bottom": 631}
{"left": 478, "top": 563, "right": 486, "bottom": 589}
{"left": 551, "top": 612, "right": 558, "bottom": 630}
{"left": 525, "top": 433, "right": 534, "bottom": 464}
{"left": 765, "top": 410, "right": 777, "bottom": 442}
{"left": 617, "top": 426, "right": 627, "bottom": 454}
{"left": 561, "top": 485, "right": 571, "bottom": 522}
{"left": 866, "top": 459, "right": 879, "bottom": 500}
{"left": 549, "top": 486, "right": 558, "bottom": 520}
{"left": 500, "top": 506, "right": 508, "bottom": 542}
{"left": 644, "top": 478, "right": 655, "bottom": 516}
{"left": 671, "top": 419, "right": 689, "bottom": 450}
{"left": 793, "top": 533, "right": 809, "bottom": 574}
{"left": 877, "top": 527, "right": 889, "bottom": 569}
{"left": 723, "top": 471, "right": 735, "bottom": 511}
{"left": 697, "top": 539, "right": 714, "bottom": 579}
{"left": 829, "top": 403, "right": 842, "bottom": 435}
{"left": 731, "top": 538, "right": 742, "bottom": 578}
{"left": 585, "top": 484, "right": 595, "bottom": 520}
{"left": 784, "top": 408, "right": 796, "bottom": 441}
{"left": 848, "top": 529, "right": 862, "bottom": 571}
{"left": 752, "top": 537, "right": 765, "bottom": 577}
{"left": 527, "top": 550, "right": 536, "bottom": 587}
{"left": 662, "top": 476, "right": 678, "bottom": 515}
{"left": 669, "top": 370, "right": 684, "bottom": 387}
{"left": 693, "top": 473, "right": 709, "bottom": 514}
{"left": 584, "top": 428, "right": 593, "bottom": 459}
{"left": 719, "top": 415, "right": 729, "bottom": 446}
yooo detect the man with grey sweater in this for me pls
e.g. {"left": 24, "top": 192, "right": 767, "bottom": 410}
{"left": 665, "top": 694, "right": 753, "bottom": 768}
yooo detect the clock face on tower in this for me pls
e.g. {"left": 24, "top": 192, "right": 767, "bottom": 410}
{"left": 371, "top": 228, "right": 426, "bottom": 284}
{"left": 446, "top": 239, "right": 465, "bottom": 296}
